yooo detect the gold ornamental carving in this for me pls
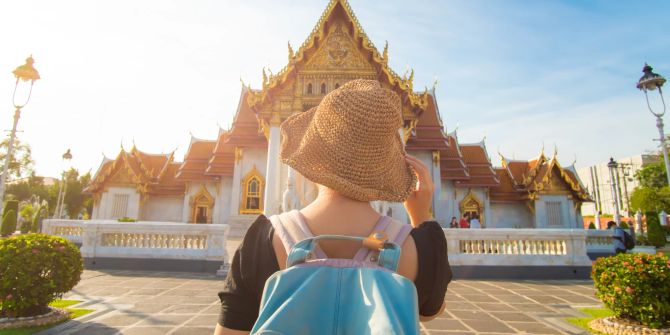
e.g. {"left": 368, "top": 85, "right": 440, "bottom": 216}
{"left": 303, "top": 23, "right": 373, "bottom": 72}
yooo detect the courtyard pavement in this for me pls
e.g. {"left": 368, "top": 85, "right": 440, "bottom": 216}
{"left": 37, "top": 270, "right": 602, "bottom": 335}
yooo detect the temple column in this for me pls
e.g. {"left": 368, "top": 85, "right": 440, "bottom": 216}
{"left": 264, "top": 114, "right": 282, "bottom": 215}
{"left": 230, "top": 148, "right": 243, "bottom": 216}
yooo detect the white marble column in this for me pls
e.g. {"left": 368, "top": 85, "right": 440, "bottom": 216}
{"left": 181, "top": 182, "right": 191, "bottom": 222}
{"left": 264, "top": 122, "right": 282, "bottom": 216}
{"left": 430, "top": 151, "right": 444, "bottom": 226}
{"left": 230, "top": 148, "right": 243, "bottom": 216}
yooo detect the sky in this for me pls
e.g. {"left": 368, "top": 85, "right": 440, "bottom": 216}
{"left": 0, "top": 0, "right": 668, "bottom": 178}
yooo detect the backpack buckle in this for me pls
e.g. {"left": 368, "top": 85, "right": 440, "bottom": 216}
{"left": 363, "top": 231, "right": 388, "bottom": 250}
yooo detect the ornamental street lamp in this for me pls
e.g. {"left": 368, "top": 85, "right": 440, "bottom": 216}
{"left": 607, "top": 157, "right": 621, "bottom": 225}
{"left": 0, "top": 56, "right": 40, "bottom": 214}
{"left": 637, "top": 63, "right": 670, "bottom": 185}
{"left": 55, "top": 149, "right": 72, "bottom": 219}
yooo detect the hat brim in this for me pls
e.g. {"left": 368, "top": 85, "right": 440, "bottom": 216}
{"left": 280, "top": 107, "right": 417, "bottom": 202}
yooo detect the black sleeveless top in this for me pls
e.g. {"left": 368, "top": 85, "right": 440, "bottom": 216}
{"left": 218, "top": 215, "right": 451, "bottom": 331}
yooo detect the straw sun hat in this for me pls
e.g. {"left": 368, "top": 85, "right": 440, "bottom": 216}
{"left": 280, "top": 79, "right": 417, "bottom": 202}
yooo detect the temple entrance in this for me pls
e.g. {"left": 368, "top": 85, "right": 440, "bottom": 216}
{"left": 460, "top": 191, "right": 484, "bottom": 226}
{"left": 190, "top": 186, "right": 214, "bottom": 224}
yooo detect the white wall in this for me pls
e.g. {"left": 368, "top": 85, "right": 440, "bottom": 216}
{"left": 96, "top": 187, "right": 140, "bottom": 220}
{"left": 490, "top": 203, "right": 533, "bottom": 228}
{"left": 218, "top": 177, "right": 233, "bottom": 224}
{"left": 141, "top": 196, "right": 183, "bottom": 222}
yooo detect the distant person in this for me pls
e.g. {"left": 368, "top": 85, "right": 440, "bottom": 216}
{"left": 607, "top": 221, "right": 626, "bottom": 254}
{"left": 469, "top": 214, "right": 481, "bottom": 229}
{"left": 449, "top": 216, "right": 458, "bottom": 228}
{"left": 459, "top": 213, "right": 470, "bottom": 229}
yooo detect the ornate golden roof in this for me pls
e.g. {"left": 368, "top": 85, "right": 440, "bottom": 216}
{"left": 246, "top": 0, "right": 429, "bottom": 113}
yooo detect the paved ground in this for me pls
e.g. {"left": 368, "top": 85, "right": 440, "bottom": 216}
{"left": 38, "top": 270, "right": 602, "bottom": 335}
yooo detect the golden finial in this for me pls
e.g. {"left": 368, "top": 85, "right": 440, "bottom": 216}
{"left": 288, "top": 41, "right": 294, "bottom": 61}
{"left": 262, "top": 68, "right": 268, "bottom": 88}
{"left": 553, "top": 143, "right": 558, "bottom": 158}
{"left": 382, "top": 41, "right": 388, "bottom": 63}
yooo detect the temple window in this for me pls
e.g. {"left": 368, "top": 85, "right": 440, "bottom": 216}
{"left": 320, "top": 83, "right": 327, "bottom": 94}
{"left": 241, "top": 166, "right": 264, "bottom": 214}
{"left": 112, "top": 194, "right": 129, "bottom": 218}
{"left": 190, "top": 186, "right": 214, "bottom": 224}
{"left": 307, "top": 83, "right": 313, "bottom": 95}
{"left": 545, "top": 201, "right": 563, "bottom": 226}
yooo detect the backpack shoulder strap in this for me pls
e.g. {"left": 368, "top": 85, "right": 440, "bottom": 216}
{"left": 353, "top": 216, "right": 413, "bottom": 263}
{"left": 269, "top": 210, "right": 326, "bottom": 258}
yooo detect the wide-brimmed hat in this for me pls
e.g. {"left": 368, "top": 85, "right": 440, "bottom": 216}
{"left": 280, "top": 79, "right": 416, "bottom": 202}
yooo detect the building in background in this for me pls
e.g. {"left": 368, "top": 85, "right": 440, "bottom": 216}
{"left": 83, "top": 0, "right": 591, "bottom": 229}
{"left": 577, "top": 154, "right": 660, "bottom": 217}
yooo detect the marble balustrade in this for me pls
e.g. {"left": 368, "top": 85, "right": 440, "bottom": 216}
{"left": 444, "top": 229, "right": 595, "bottom": 266}
{"left": 42, "top": 219, "right": 228, "bottom": 261}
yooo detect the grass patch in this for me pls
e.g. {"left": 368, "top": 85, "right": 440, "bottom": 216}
{"left": 0, "top": 300, "right": 94, "bottom": 335}
{"left": 566, "top": 307, "right": 613, "bottom": 334}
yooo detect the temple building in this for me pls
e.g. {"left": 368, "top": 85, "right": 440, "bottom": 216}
{"left": 84, "top": 0, "right": 591, "bottom": 229}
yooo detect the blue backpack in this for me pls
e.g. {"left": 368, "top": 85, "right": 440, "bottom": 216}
{"left": 251, "top": 211, "right": 419, "bottom": 335}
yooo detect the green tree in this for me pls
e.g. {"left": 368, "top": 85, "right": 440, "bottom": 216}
{"left": 0, "top": 137, "right": 34, "bottom": 180}
{"left": 635, "top": 162, "right": 668, "bottom": 189}
{"left": 5, "top": 173, "right": 58, "bottom": 214}
{"left": 646, "top": 211, "right": 667, "bottom": 248}
{"left": 62, "top": 169, "right": 92, "bottom": 219}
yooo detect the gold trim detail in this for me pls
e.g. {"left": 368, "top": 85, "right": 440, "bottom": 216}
{"left": 240, "top": 165, "right": 265, "bottom": 214}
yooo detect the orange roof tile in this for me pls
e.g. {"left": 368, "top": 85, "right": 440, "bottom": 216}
{"left": 455, "top": 143, "right": 500, "bottom": 187}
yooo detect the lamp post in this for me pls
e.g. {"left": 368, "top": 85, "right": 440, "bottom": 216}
{"left": 55, "top": 149, "right": 72, "bottom": 219}
{"left": 607, "top": 157, "right": 621, "bottom": 225}
{"left": 0, "top": 56, "right": 40, "bottom": 214}
{"left": 637, "top": 63, "right": 670, "bottom": 185}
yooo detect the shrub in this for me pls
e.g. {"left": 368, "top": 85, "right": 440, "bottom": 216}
{"left": 117, "top": 217, "right": 137, "bottom": 222}
{"left": 0, "top": 234, "right": 83, "bottom": 317}
{"left": 588, "top": 222, "right": 596, "bottom": 229}
{"left": 1, "top": 210, "right": 17, "bottom": 236}
{"left": 635, "top": 234, "right": 651, "bottom": 246}
{"left": 19, "top": 218, "right": 31, "bottom": 234}
{"left": 592, "top": 253, "right": 670, "bottom": 328}
{"left": 662, "top": 225, "right": 670, "bottom": 237}
{"left": 2, "top": 200, "right": 18, "bottom": 218}
{"left": 620, "top": 221, "right": 630, "bottom": 229}
{"left": 646, "top": 211, "right": 667, "bottom": 248}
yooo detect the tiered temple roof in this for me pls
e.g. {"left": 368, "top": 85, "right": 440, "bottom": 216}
{"left": 85, "top": 146, "right": 183, "bottom": 196}
{"left": 489, "top": 151, "right": 591, "bottom": 203}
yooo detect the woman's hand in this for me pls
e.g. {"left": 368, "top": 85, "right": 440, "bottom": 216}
{"left": 403, "top": 155, "right": 435, "bottom": 228}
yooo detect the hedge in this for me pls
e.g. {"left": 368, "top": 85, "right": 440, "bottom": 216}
{"left": 0, "top": 234, "right": 83, "bottom": 317}
{"left": 592, "top": 253, "right": 670, "bottom": 328}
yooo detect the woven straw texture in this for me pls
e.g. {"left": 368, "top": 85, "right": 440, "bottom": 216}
{"left": 280, "top": 79, "right": 416, "bottom": 202}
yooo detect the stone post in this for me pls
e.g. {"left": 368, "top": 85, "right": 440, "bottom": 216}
{"left": 660, "top": 211, "right": 668, "bottom": 226}
{"left": 635, "top": 210, "right": 643, "bottom": 232}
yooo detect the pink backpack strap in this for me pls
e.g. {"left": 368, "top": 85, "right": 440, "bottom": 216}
{"left": 353, "top": 216, "right": 413, "bottom": 263}
{"left": 269, "top": 210, "right": 326, "bottom": 258}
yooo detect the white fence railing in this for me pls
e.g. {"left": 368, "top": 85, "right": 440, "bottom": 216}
{"left": 585, "top": 229, "right": 615, "bottom": 253}
{"left": 43, "top": 220, "right": 614, "bottom": 268}
{"left": 444, "top": 229, "right": 593, "bottom": 266}
{"left": 43, "top": 219, "right": 229, "bottom": 261}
